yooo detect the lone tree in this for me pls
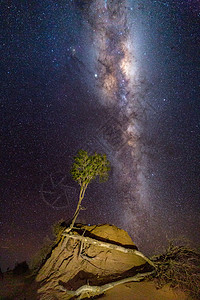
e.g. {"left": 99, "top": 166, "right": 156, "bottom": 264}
{"left": 66, "top": 150, "right": 110, "bottom": 232}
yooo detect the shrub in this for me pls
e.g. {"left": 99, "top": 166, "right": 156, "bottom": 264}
{"left": 13, "top": 261, "right": 29, "bottom": 275}
{"left": 30, "top": 220, "right": 67, "bottom": 275}
{"left": 51, "top": 219, "right": 67, "bottom": 240}
{"left": 150, "top": 240, "right": 200, "bottom": 299}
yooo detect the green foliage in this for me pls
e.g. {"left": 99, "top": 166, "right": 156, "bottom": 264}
{"left": 150, "top": 240, "right": 200, "bottom": 299}
{"left": 71, "top": 150, "right": 110, "bottom": 186}
{"left": 66, "top": 150, "right": 110, "bottom": 232}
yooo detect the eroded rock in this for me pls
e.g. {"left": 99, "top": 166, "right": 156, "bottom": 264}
{"left": 36, "top": 224, "right": 154, "bottom": 299}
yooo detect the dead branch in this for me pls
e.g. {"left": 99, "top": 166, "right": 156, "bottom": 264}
{"left": 58, "top": 270, "right": 155, "bottom": 299}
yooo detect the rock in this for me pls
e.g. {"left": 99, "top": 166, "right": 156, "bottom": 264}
{"left": 36, "top": 224, "right": 154, "bottom": 299}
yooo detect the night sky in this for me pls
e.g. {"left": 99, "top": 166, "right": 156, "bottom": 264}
{"left": 1, "top": 0, "right": 200, "bottom": 271}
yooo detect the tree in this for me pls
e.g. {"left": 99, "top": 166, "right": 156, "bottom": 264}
{"left": 66, "top": 150, "right": 110, "bottom": 232}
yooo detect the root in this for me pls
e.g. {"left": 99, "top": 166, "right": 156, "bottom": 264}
{"left": 62, "top": 231, "right": 155, "bottom": 268}
{"left": 59, "top": 270, "right": 155, "bottom": 299}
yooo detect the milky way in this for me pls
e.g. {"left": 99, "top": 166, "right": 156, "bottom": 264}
{"left": 77, "top": 0, "right": 153, "bottom": 244}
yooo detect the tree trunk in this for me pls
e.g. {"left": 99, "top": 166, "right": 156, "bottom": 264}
{"left": 66, "top": 183, "right": 88, "bottom": 232}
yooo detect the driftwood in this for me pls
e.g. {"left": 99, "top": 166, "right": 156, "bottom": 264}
{"left": 59, "top": 271, "right": 155, "bottom": 299}
{"left": 62, "top": 231, "right": 155, "bottom": 268}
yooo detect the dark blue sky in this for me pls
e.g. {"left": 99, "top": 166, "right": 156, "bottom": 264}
{"left": 1, "top": 0, "right": 200, "bottom": 271}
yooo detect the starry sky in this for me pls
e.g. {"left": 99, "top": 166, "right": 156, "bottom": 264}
{"left": 1, "top": 0, "right": 200, "bottom": 271}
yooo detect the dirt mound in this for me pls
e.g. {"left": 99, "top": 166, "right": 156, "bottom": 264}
{"left": 36, "top": 224, "right": 154, "bottom": 299}
{"left": 78, "top": 224, "right": 137, "bottom": 247}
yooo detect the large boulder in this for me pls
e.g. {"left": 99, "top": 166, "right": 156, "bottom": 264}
{"left": 36, "top": 224, "right": 154, "bottom": 299}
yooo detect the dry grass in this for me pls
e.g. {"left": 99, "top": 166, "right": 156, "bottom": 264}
{"left": 150, "top": 240, "right": 200, "bottom": 299}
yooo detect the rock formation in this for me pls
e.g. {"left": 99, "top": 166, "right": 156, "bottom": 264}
{"left": 36, "top": 224, "right": 155, "bottom": 299}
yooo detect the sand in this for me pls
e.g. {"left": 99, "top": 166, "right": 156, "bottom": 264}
{"left": 102, "top": 281, "right": 191, "bottom": 300}
{"left": 0, "top": 274, "right": 191, "bottom": 300}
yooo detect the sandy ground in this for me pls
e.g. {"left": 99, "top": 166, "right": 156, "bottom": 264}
{"left": 0, "top": 272, "right": 38, "bottom": 299}
{"left": 102, "top": 281, "right": 191, "bottom": 300}
{"left": 0, "top": 274, "right": 192, "bottom": 300}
